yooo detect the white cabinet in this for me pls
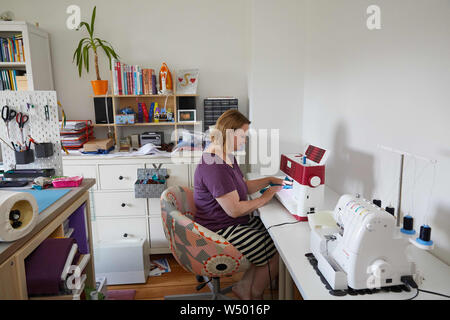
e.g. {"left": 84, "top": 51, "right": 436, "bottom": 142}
{"left": 148, "top": 198, "right": 161, "bottom": 216}
{"left": 98, "top": 164, "right": 141, "bottom": 190}
{"left": 149, "top": 216, "right": 169, "bottom": 249}
{"left": 92, "top": 192, "right": 147, "bottom": 217}
{"left": 93, "top": 217, "right": 148, "bottom": 241}
{"left": 63, "top": 156, "right": 193, "bottom": 256}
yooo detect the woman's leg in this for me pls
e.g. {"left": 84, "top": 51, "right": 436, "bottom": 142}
{"left": 232, "top": 264, "right": 256, "bottom": 299}
{"left": 251, "top": 253, "right": 279, "bottom": 299}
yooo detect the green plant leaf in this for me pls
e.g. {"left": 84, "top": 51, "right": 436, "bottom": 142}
{"left": 83, "top": 45, "right": 90, "bottom": 73}
{"left": 73, "top": 37, "right": 89, "bottom": 62}
{"left": 106, "top": 45, "right": 119, "bottom": 60}
{"left": 95, "top": 38, "right": 111, "bottom": 69}
{"left": 79, "top": 22, "right": 92, "bottom": 38}
{"left": 78, "top": 53, "right": 83, "bottom": 77}
{"left": 95, "top": 38, "right": 119, "bottom": 60}
{"left": 90, "top": 6, "right": 96, "bottom": 36}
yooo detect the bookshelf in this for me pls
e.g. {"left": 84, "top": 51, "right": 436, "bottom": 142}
{"left": 0, "top": 21, "right": 54, "bottom": 91}
{"left": 93, "top": 75, "right": 201, "bottom": 145}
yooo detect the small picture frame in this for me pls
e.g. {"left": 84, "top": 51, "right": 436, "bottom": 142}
{"left": 178, "top": 110, "right": 196, "bottom": 122}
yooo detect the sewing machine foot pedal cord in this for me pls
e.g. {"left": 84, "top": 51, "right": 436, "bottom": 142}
{"left": 305, "top": 253, "right": 411, "bottom": 297}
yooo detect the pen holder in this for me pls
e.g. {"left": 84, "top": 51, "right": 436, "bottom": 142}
{"left": 15, "top": 149, "right": 34, "bottom": 164}
{"left": 35, "top": 143, "right": 54, "bottom": 158}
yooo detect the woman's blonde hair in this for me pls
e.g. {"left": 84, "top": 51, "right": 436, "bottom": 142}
{"left": 210, "top": 109, "right": 250, "bottom": 151}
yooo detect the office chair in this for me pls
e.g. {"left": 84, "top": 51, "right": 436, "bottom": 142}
{"left": 160, "top": 186, "right": 250, "bottom": 300}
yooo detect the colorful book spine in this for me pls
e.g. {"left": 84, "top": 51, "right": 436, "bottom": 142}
{"left": 112, "top": 58, "right": 118, "bottom": 95}
{"left": 142, "top": 102, "right": 149, "bottom": 122}
{"left": 151, "top": 74, "right": 157, "bottom": 94}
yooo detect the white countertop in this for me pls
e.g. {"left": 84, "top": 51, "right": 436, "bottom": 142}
{"left": 247, "top": 173, "right": 450, "bottom": 300}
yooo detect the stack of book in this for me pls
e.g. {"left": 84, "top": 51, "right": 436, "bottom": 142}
{"left": 0, "top": 35, "right": 25, "bottom": 62}
{"left": 203, "top": 97, "right": 238, "bottom": 129}
{"left": 111, "top": 58, "right": 157, "bottom": 96}
{"left": 0, "top": 70, "right": 27, "bottom": 91}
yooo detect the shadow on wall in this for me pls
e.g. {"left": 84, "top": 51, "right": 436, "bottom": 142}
{"left": 327, "top": 121, "right": 375, "bottom": 198}
{"left": 430, "top": 204, "right": 450, "bottom": 265}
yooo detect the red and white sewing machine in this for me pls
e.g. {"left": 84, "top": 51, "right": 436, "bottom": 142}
{"left": 276, "top": 144, "right": 329, "bottom": 221}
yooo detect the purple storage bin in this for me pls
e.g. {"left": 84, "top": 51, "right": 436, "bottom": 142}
{"left": 68, "top": 203, "right": 89, "bottom": 254}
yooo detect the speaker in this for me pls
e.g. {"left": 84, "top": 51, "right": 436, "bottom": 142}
{"left": 178, "top": 96, "right": 196, "bottom": 110}
{"left": 94, "top": 97, "right": 114, "bottom": 124}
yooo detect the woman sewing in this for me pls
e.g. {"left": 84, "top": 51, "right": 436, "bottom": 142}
{"left": 194, "top": 109, "right": 289, "bottom": 300}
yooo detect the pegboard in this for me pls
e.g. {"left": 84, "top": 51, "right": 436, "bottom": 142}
{"left": 0, "top": 91, "right": 63, "bottom": 175}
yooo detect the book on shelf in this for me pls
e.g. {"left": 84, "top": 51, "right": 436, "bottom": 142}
{"left": 112, "top": 58, "right": 156, "bottom": 96}
{"left": 0, "top": 35, "right": 25, "bottom": 63}
{"left": 0, "top": 69, "right": 27, "bottom": 91}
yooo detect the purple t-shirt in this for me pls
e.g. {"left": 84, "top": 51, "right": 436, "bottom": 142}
{"left": 194, "top": 153, "right": 250, "bottom": 232}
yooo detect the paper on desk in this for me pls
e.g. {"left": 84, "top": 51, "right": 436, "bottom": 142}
{"left": 129, "top": 143, "right": 171, "bottom": 157}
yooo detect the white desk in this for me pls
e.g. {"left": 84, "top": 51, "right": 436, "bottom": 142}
{"left": 247, "top": 173, "right": 450, "bottom": 300}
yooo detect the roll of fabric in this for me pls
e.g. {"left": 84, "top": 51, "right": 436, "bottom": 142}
{"left": 0, "top": 191, "right": 38, "bottom": 242}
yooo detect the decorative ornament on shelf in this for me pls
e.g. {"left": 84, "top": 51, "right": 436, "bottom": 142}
{"left": 0, "top": 11, "right": 14, "bottom": 21}
{"left": 158, "top": 62, "right": 173, "bottom": 95}
{"left": 72, "top": 6, "right": 119, "bottom": 95}
{"left": 176, "top": 69, "right": 199, "bottom": 95}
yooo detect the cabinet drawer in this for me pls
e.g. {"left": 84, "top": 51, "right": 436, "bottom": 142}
{"left": 64, "top": 165, "right": 97, "bottom": 189}
{"left": 93, "top": 192, "right": 147, "bottom": 217}
{"left": 93, "top": 217, "right": 148, "bottom": 243}
{"left": 149, "top": 217, "right": 169, "bottom": 248}
{"left": 99, "top": 164, "right": 141, "bottom": 190}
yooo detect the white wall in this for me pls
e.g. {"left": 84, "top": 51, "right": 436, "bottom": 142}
{"left": 302, "top": 0, "right": 450, "bottom": 264}
{"left": 2, "top": 0, "right": 251, "bottom": 122}
{"left": 248, "top": 0, "right": 305, "bottom": 172}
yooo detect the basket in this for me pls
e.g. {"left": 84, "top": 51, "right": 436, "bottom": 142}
{"left": 134, "top": 168, "right": 168, "bottom": 198}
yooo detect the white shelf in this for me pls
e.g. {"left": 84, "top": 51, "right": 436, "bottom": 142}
{"left": 0, "top": 62, "right": 26, "bottom": 68}
{"left": 0, "top": 21, "right": 54, "bottom": 90}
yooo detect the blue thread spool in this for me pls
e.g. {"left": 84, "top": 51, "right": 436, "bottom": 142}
{"left": 401, "top": 215, "right": 416, "bottom": 235}
{"left": 416, "top": 225, "right": 433, "bottom": 246}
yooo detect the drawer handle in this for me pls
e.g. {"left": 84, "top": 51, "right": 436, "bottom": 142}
{"left": 121, "top": 203, "right": 126, "bottom": 208}
{"left": 119, "top": 176, "right": 124, "bottom": 180}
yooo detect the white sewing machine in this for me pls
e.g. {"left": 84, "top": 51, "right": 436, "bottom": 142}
{"left": 276, "top": 144, "right": 329, "bottom": 221}
{"left": 309, "top": 194, "right": 416, "bottom": 290}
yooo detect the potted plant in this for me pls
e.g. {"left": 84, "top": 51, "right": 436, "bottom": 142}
{"left": 73, "top": 6, "right": 119, "bottom": 95}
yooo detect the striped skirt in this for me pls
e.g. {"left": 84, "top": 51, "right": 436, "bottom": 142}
{"left": 216, "top": 216, "right": 277, "bottom": 267}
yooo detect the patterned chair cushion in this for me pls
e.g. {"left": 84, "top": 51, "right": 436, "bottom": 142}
{"left": 161, "top": 186, "right": 250, "bottom": 277}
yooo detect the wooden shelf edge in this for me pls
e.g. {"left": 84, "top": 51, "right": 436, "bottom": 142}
{"left": 91, "top": 94, "right": 198, "bottom": 98}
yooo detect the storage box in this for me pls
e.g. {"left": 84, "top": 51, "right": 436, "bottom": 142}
{"left": 115, "top": 114, "right": 135, "bottom": 124}
{"left": 135, "top": 168, "right": 168, "bottom": 198}
{"left": 16, "top": 76, "right": 28, "bottom": 91}
{"left": 93, "top": 238, "right": 149, "bottom": 285}
{"left": 35, "top": 143, "right": 53, "bottom": 158}
{"left": 83, "top": 138, "right": 114, "bottom": 152}
{"left": 15, "top": 149, "right": 34, "bottom": 164}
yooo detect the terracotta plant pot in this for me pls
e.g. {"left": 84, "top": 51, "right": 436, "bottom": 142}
{"left": 91, "top": 80, "right": 109, "bottom": 95}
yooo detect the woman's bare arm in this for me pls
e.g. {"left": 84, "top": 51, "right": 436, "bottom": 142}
{"left": 245, "top": 177, "right": 271, "bottom": 195}
{"left": 245, "top": 176, "right": 290, "bottom": 194}
{"left": 216, "top": 186, "right": 283, "bottom": 218}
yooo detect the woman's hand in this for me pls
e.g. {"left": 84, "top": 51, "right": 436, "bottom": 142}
{"left": 262, "top": 185, "right": 283, "bottom": 199}
{"left": 269, "top": 177, "right": 292, "bottom": 186}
